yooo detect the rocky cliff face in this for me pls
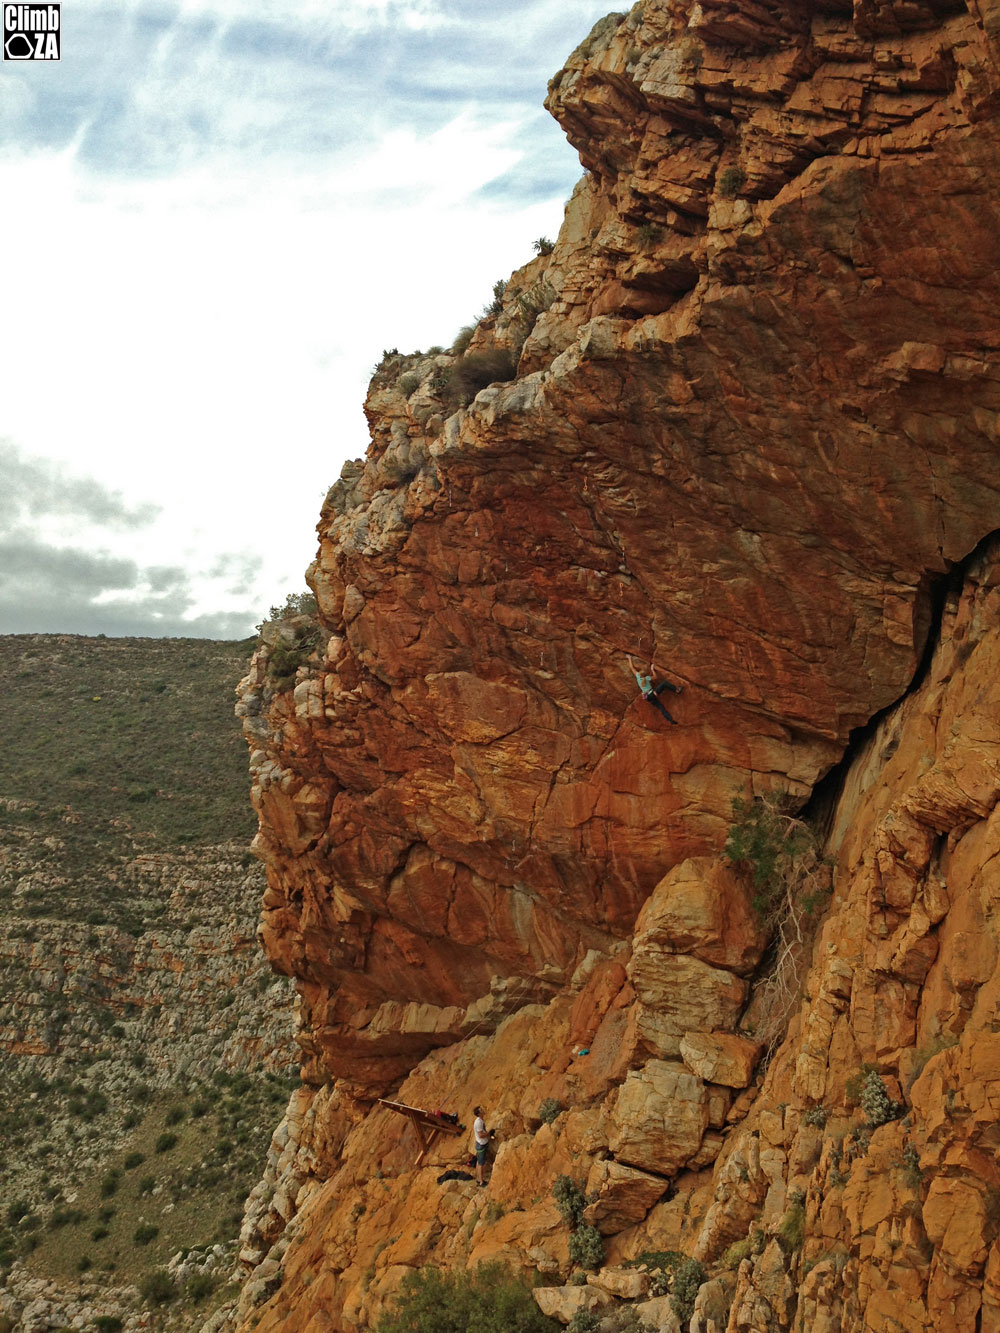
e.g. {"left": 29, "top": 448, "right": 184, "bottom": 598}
{"left": 234, "top": 3, "right": 1000, "bottom": 1330}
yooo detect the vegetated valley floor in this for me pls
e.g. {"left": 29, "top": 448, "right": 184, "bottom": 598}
{"left": 0, "top": 634, "right": 297, "bottom": 1331}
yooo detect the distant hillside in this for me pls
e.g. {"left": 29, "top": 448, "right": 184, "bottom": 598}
{"left": 0, "top": 634, "right": 257, "bottom": 933}
{"left": 0, "top": 635, "right": 297, "bottom": 1333}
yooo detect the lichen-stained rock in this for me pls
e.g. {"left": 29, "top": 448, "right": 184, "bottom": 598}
{"left": 587, "top": 1264, "right": 651, "bottom": 1299}
{"left": 921, "top": 1176, "right": 993, "bottom": 1276}
{"left": 609, "top": 1060, "right": 710, "bottom": 1175}
{"left": 680, "top": 1032, "right": 764, "bottom": 1089}
{"left": 633, "top": 857, "right": 769, "bottom": 975}
{"left": 629, "top": 948, "right": 748, "bottom": 1058}
{"left": 583, "top": 1158, "right": 670, "bottom": 1235}
{"left": 635, "top": 1295, "right": 682, "bottom": 1332}
{"left": 533, "top": 1283, "right": 613, "bottom": 1323}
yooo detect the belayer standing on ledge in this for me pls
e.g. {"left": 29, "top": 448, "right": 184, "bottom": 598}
{"left": 472, "top": 1105, "right": 492, "bottom": 1187}
{"left": 628, "top": 654, "right": 683, "bottom": 725}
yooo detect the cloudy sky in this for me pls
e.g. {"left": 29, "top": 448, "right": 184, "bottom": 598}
{"left": 0, "top": 0, "right": 611, "bottom": 639}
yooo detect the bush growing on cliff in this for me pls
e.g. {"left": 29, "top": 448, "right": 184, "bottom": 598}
{"left": 859, "top": 1071, "right": 902, "bottom": 1128}
{"left": 451, "top": 324, "right": 476, "bottom": 355}
{"left": 778, "top": 1198, "right": 806, "bottom": 1250}
{"left": 567, "top": 1222, "right": 604, "bottom": 1270}
{"left": 445, "top": 348, "right": 518, "bottom": 407}
{"left": 537, "top": 1098, "right": 562, "bottom": 1126}
{"left": 669, "top": 1257, "right": 708, "bottom": 1324}
{"left": 267, "top": 591, "right": 318, "bottom": 622}
{"left": 552, "top": 1176, "right": 587, "bottom": 1228}
{"left": 375, "top": 1261, "right": 559, "bottom": 1333}
{"left": 726, "top": 793, "right": 831, "bottom": 1054}
{"left": 482, "top": 278, "right": 508, "bottom": 318}
{"left": 718, "top": 166, "right": 746, "bottom": 198}
{"left": 139, "top": 1268, "right": 176, "bottom": 1305}
{"left": 265, "top": 625, "right": 322, "bottom": 692}
{"left": 725, "top": 794, "right": 822, "bottom": 924}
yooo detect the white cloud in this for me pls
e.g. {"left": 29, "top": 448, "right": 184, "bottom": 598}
{"left": 0, "top": 0, "right": 615, "bottom": 636}
{"left": 161, "top": 0, "right": 447, "bottom": 34}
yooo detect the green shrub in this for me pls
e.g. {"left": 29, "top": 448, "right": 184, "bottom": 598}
{"left": 451, "top": 325, "right": 476, "bottom": 355}
{"left": 778, "top": 1200, "right": 806, "bottom": 1250}
{"left": 626, "top": 1249, "right": 683, "bottom": 1273}
{"left": 165, "top": 1106, "right": 186, "bottom": 1125}
{"left": 845, "top": 1062, "right": 877, "bottom": 1103}
{"left": 718, "top": 166, "right": 746, "bottom": 198}
{"left": 266, "top": 628, "right": 321, "bottom": 691}
{"left": 155, "top": 1132, "right": 178, "bottom": 1153}
{"left": 93, "top": 1318, "right": 124, "bottom": 1332}
{"left": 724, "top": 794, "right": 817, "bottom": 923}
{"left": 567, "top": 1223, "right": 604, "bottom": 1271}
{"left": 482, "top": 278, "right": 507, "bottom": 318}
{"left": 138, "top": 1176, "right": 156, "bottom": 1195}
{"left": 670, "top": 1257, "right": 707, "bottom": 1323}
{"left": 803, "top": 1105, "right": 828, "bottom": 1128}
{"left": 725, "top": 794, "right": 830, "bottom": 1055}
{"left": 552, "top": 1176, "right": 587, "bottom": 1228}
{"left": 398, "top": 371, "right": 421, "bottom": 396}
{"left": 375, "top": 1261, "right": 559, "bottom": 1332}
{"left": 532, "top": 236, "right": 554, "bottom": 256}
{"left": 187, "top": 1271, "right": 216, "bottom": 1300}
{"left": 446, "top": 348, "right": 517, "bottom": 407}
{"left": 721, "top": 1237, "right": 753, "bottom": 1270}
{"left": 511, "top": 280, "right": 555, "bottom": 341}
{"left": 139, "top": 1269, "right": 176, "bottom": 1305}
{"left": 133, "top": 1223, "right": 159, "bottom": 1245}
{"left": 268, "top": 591, "right": 318, "bottom": 622}
{"left": 900, "top": 1142, "right": 922, "bottom": 1189}
{"left": 537, "top": 1099, "right": 562, "bottom": 1126}
{"left": 567, "top": 1313, "right": 600, "bottom": 1333}
{"left": 860, "top": 1071, "right": 902, "bottom": 1128}
{"left": 123, "top": 1152, "right": 145, "bottom": 1170}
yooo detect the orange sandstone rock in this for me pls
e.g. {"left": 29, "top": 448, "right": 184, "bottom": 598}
{"left": 231, "top": 3, "right": 1000, "bottom": 1331}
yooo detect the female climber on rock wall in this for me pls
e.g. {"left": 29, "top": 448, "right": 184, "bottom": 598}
{"left": 628, "top": 654, "right": 683, "bottom": 725}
